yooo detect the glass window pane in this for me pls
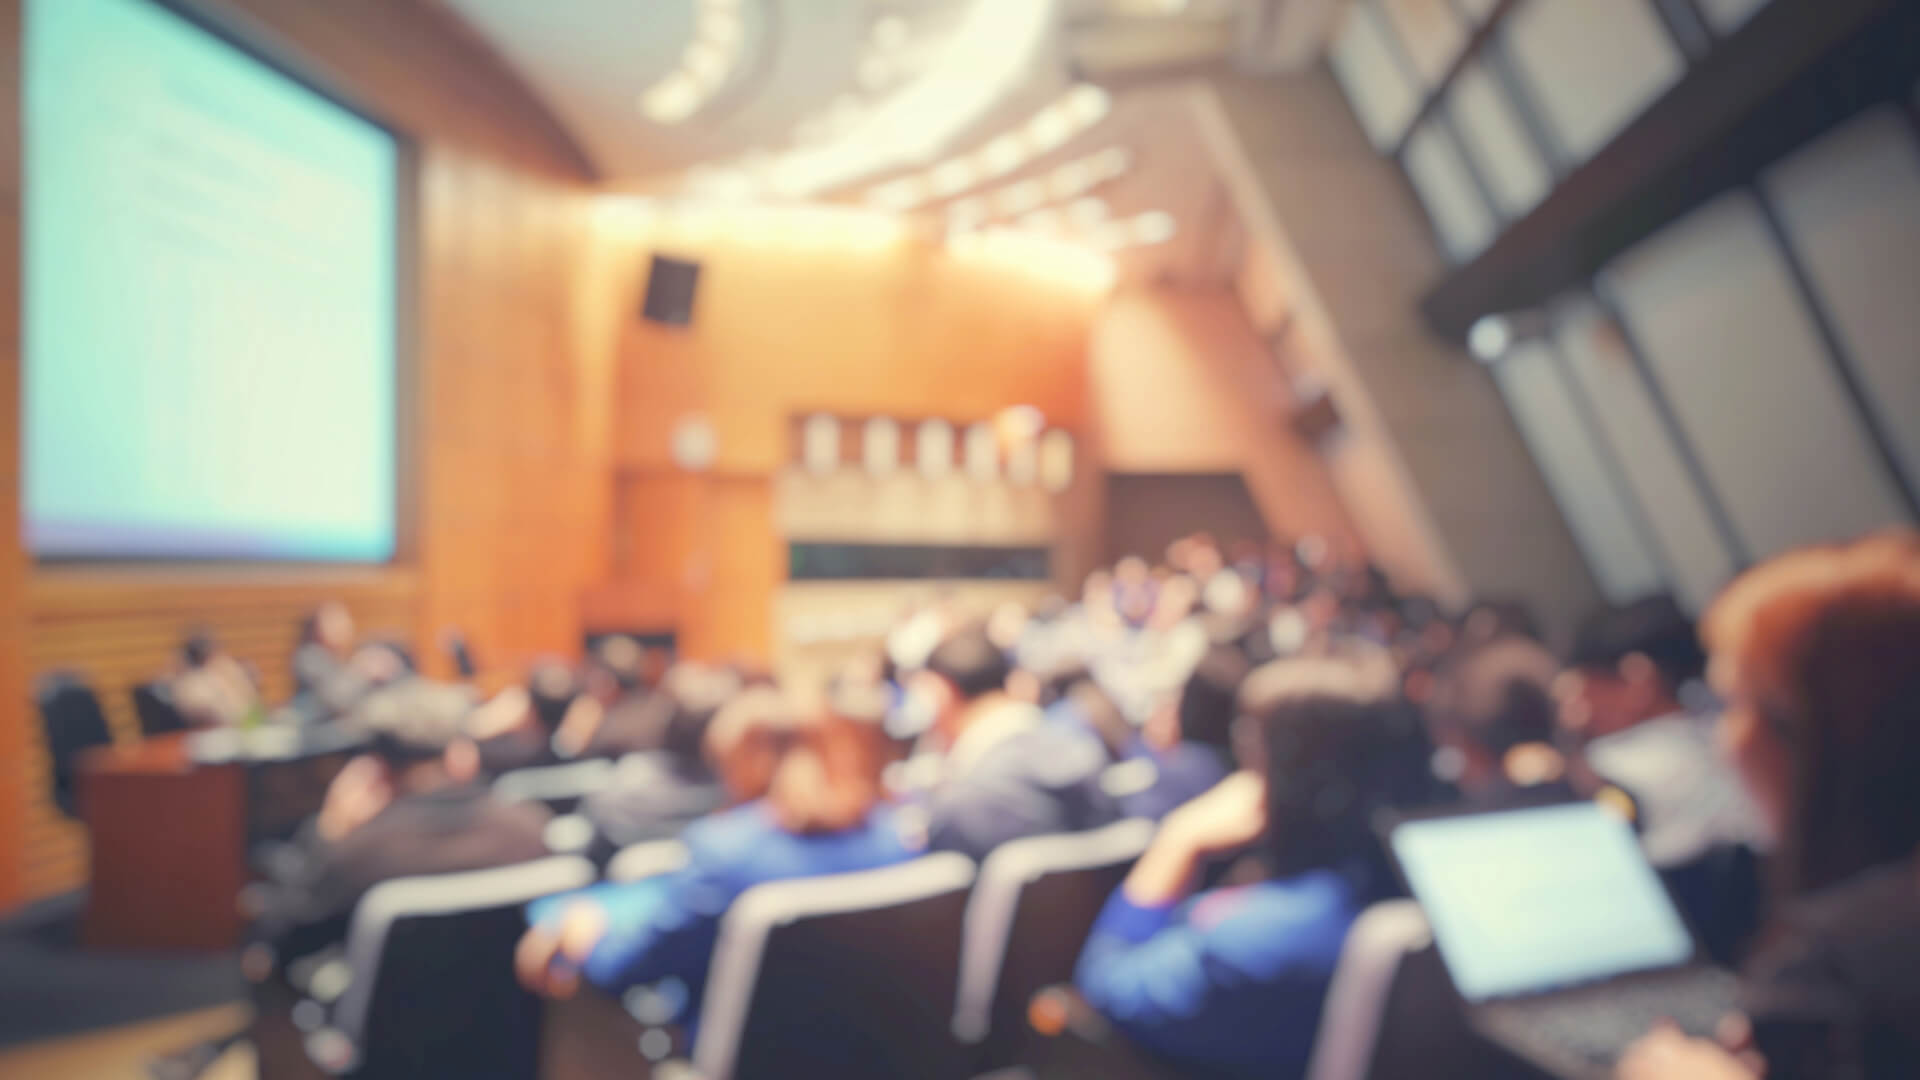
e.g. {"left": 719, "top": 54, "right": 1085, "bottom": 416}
{"left": 1329, "top": 2, "right": 1423, "bottom": 151}
{"left": 1493, "top": 342, "right": 1665, "bottom": 601}
{"left": 1554, "top": 299, "right": 1737, "bottom": 611}
{"left": 1605, "top": 192, "right": 1910, "bottom": 559}
{"left": 1404, "top": 122, "right": 1496, "bottom": 260}
{"left": 1697, "top": 0, "right": 1770, "bottom": 34}
{"left": 1381, "top": 0, "right": 1468, "bottom": 87}
{"left": 1763, "top": 109, "right": 1920, "bottom": 502}
{"left": 1448, "top": 61, "right": 1552, "bottom": 217}
{"left": 1506, "top": 0, "right": 1685, "bottom": 163}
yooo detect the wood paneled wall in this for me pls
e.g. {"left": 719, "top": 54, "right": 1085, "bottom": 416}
{"left": 2, "top": 0, "right": 619, "bottom": 907}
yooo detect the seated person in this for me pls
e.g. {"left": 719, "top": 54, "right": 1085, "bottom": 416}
{"left": 910, "top": 625, "right": 1119, "bottom": 860}
{"left": 248, "top": 689, "right": 553, "bottom": 974}
{"left": 171, "top": 629, "right": 263, "bottom": 728}
{"left": 1427, "top": 634, "right": 1576, "bottom": 806}
{"left": 469, "top": 660, "right": 579, "bottom": 775}
{"left": 1619, "top": 531, "right": 1920, "bottom": 1080}
{"left": 1119, "top": 643, "right": 1249, "bottom": 821}
{"left": 1558, "top": 595, "right": 1764, "bottom": 866}
{"left": 289, "top": 602, "right": 406, "bottom": 722}
{"left": 515, "top": 687, "right": 917, "bottom": 1027}
{"left": 577, "top": 663, "right": 740, "bottom": 850}
{"left": 1074, "top": 649, "right": 1414, "bottom": 1079}
{"left": 550, "top": 635, "right": 660, "bottom": 760}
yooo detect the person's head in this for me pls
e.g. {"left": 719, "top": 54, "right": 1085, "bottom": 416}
{"left": 301, "top": 602, "right": 356, "bottom": 655}
{"left": 1234, "top": 647, "right": 1416, "bottom": 878}
{"left": 1460, "top": 599, "right": 1542, "bottom": 648}
{"left": 180, "top": 629, "right": 220, "bottom": 670}
{"left": 706, "top": 686, "right": 887, "bottom": 834}
{"left": 526, "top": 661, "right": 581, "bottom": 736}
{"left": 1148, "top": 644, "right": 1250, "bottom": 755}
{"left": 585, "top": 636, "right": 647, "bottom": 703}
{"left": 1430, "top": 635, "right": 1563, "bottom": 795}
{"left": 651, "top": 662, "right": 741, "bottom": 767}
{"left": 913, "top": 624, "right": 1012, "bottom": 744}
{"left": 353, "top": 684, "right": 482, "bottom": 793}
{"left": 1702, "top": 531, "right": 1920, "bottom": 897}
{"left": 1558, "top": 595, "right": 1703, "bottom": 740}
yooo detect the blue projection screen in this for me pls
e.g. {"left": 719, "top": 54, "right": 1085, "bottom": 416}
{"left": 25, "top": 0, "right": 399, "bottom": 561}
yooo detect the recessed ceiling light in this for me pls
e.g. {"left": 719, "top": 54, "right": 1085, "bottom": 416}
{"left": 1063, "top": 84, "right": 1111, "bottom": 126}
{"left": 641, "top": 73, "right": 701, "bottom": 124}
{"left": 1089, "top": 147, "right": 1132, "bottom": 179}
{"left": 978, "top": 134, "right": 1026, "bottom": 177}
{"left": 1027, "top": 106, "right": 1074, "bottom": 151}
{"left": 1067, "top": 197, "right": 1109, "bottom": 226}
{"left": 683, "top": 41, "right": 728, "bottom": 87}
{"left": 1131, "top": 211, "right": 1176, "bottom": 245}
{"left": 997, "top": 180, "right": 1047, "bottom": 215}
{"left": 700, "top": 9, "right": 743, "bottom": 50}
{"left": 866, "top": 176, "right": 928, "bottom": 210}
{"left": 929, "top": 158, "right": 976, "bottom": 197}
{"left": 1019, "top": 208, "right": 1064, "bottom": 233}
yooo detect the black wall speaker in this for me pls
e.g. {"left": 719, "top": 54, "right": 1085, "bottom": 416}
{"left": 642, "top": 254, "right": 702, "bottom": 326}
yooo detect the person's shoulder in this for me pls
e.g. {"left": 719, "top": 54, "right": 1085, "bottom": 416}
{"left": 682, "top": 803, "right": 781, "bottom": 861}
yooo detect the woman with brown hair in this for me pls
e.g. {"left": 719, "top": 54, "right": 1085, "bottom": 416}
{"left": 1620, "top": 531, "right": 1920, "bottom": 1080}
{"left": 515, "top": 685, "right": 917, "bottom": 1027}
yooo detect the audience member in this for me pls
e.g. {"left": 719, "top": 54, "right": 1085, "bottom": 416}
{"left": 911, "top": 624, "right": 1119, "bottom": 860}
{"left": 1427, "top": 635, "right": 1573, "bottom": 805}
{"left": 514, "top": 688, "right": 916, "bottom": 1027}
{"left": 248, "top": 688, "right": 552, "bottom": 974}
{"left": 289, "top": 602, "right": 404, "bottom": 722}
{"left": 170, "top": 629, "right": 263, "bottom": 728}
{"left": 468, "top": 660, "right": 578, "bottom": 775}
{"left": 1620, "top": 532, "right": 1920, "bottom": 1080}
{"left": 1075, "top": 649, "right": 1415, "bottom": 1078}
{"left": 577, "top": 662, "right": 738, "bottom": 850}
{"left": 1119, "top": 643, "right": 1248, "bottom": 821}
{"left": 551, "top": 635, "right": 659, "bottom": 760}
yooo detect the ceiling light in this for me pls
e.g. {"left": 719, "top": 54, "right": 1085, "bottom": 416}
{"left": 1020, "top": 208, "right": 1064, "bottom": 233}
{"left": 1067, "top": 197, "right": 1109, "bottom": 226}
{"left": 1027, "top": 106, "right": 1074, "bottom": 152}
{"left": 978, "top": 134, "right": 1026, "bottom": 178}
{"left": 1088, "top": 147, "right": 1132, "bottom": 180}
{"left": 1062, "top": 84, "right": 1111, "bottom": 127}
{"left": 642, "top": 73, "right": 701, "bottom": 124}
{"left": 866, "top": 176, "right": 929, "bottom": 210}
{"left": 1131, "top": 211, "right": 1176, "bottom": 245}
{"left": 997, "top": 180, "right": 1047, "bottom": 215}
{"left": 1090, "top": 220, "right": 1134, "bottom": 250}
{"left": 929, "top": 159, "right": 976, "bottom": 197}
{"left": 948, "top": 198, "right": 988, "bottom": 231}
{"left": 858, "top": 55, "right": 894, "bottom": 90}
{"left": 683, "top": 41, "right": 728, "bottom": 87}
{"left": 1048, "top": 160, "right": 1094, "bottom": 199}
{"left": 871, "top": 14, "right": 910, "bottom": 50}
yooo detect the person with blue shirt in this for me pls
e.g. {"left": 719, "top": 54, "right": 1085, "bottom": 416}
{"left": 1075, "top": 649, "right": 1420, "bottom": 1079}
{"left": 1118, "top": 643, "right": 1249, "bottom": 821}
{"left": 513, "top": 685, "right": 918, "bottom": 1027}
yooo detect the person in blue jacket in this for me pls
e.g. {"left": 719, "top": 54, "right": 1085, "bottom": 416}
{"left": 1118, "top": 643, "right": 1251, "bottom": 821}
{"left": 514, "top": 684, "right": 918, "bottom": 1027}
{"left": 1075, "top": 647, "right": 1423, "bottom": 1079}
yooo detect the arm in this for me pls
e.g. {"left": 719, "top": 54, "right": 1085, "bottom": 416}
{"left": 517, "top": 865, "right": 735, "bottom": 999}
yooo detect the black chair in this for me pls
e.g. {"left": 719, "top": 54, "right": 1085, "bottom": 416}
{"left": 35, "top": 670, "right": 114, "bottom": 818}
{"left": 132, "top": 679, "right": 191, "bottom": 738}
{"left": 492, "top": 759, "right": 614, "bottom": 815}
{"left": 954, "top": 818, "right": 1155, "bottom": 1072}
{"left": 298, "top": 856, "right": 596, "bottom": 1080}
{"left": 684, "top": 853, "right": 977, "bottom": 1080}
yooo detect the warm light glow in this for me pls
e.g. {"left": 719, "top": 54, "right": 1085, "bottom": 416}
{"left": 871, "top": 14, "right": 910, "bottom": 50}
{"left": 1067, "top": 197, "right": 1109, "bottom": 226}
{"left": 866, "top": 176, "right": 929, "bottom": 211}
{"left": 997, "top": 180, "right": 1048, "bottom": 215}
{"left": 1026, "top": 105, "right": 1074, "bottom": 152}
{"left": 642, "top": 73, "right": 701, "bottom": 124}
{"left": 1063, "top": 84, "right": 1111, "bottom": 126}
{"left": 930, "top": 158, "right": 976, "bottom": 197}
{"left": 640, "top": 0, "right": 750, "bottom": 127}
{"left": 979, "top": 134, "right": 1027, "bottom": 178}
{"left": 949, "top": 227, "right": 1117, "bottom": 297}
{"left": 1132, "top": 210, "right": 1176, "bottom": 244}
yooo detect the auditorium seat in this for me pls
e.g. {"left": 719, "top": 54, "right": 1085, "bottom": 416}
{"left": 492, "top": 759, "right": 614, "bottom": 814}
{"left": 1304, "top": 900, "right": 1527, "bottom": 1080}
{"left": 35, "top": 670, "right": 115, "bottom": 819}
{"left": 684, "top": 852, "right": 977, "bottom": 1080}
{"left": 132, "top": 679, "right": 190, "bottom": 738}
{"left": 297, "top": 856, "right": 594, "bottom": 1080}
{"left": 953, "top": 818, "right": 1154, "bottom": 1071}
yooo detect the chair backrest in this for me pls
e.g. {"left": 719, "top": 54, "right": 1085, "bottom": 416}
{"left": 954, "top": 818, "right": 1155, "bottom": 1068}
{"left": 492, "top": 759, "right": 614, "bottom": 814}
{"left": 35, "top": 671, "right": 114, "bottom": 818}
{"left": 693, "top": 853, "right": 977, "bottom": 1080}
{"left": 321, "top": 856, "right": 595, "bottom": 1080}
{"left": 132, "top": 680, "right": 190, "bottom": 738}
{"left": 1305, "top": 899, "right": 1503, "bottom": 1080}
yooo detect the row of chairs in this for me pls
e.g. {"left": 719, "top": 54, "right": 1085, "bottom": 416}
{"left": 36, "top": 671, "right": 189, "bottom": 818}
{"left": 263, "top": 818, "right": 1517, "bottom": 1080}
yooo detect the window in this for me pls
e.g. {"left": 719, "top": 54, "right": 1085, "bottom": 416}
{"left": 1380, "top": 0, "right": 1469, "bottom": 88}
{"left": 1329, "top": 2, "right": 1422, "bottom": 150}
{"left": 1605, "top": 192, "right": 1911, "bottom": 560}
{"left": 1696, "top": 0, "right": 1770, "bottom": 35}
{"left": 1763, "top": 109, "right": 1920, "bottom": 499}
{"left": 1505, "top": 0, "right": 1685, "bottom": 163}
{"left": 1553, "top": 299, "right": 1737, "bottom": 611}
{"left": 1448, "top": 61, "right": 1552, "bottom": 217}
{"left": 1492, "top": 342, "right": 1665, "bottom": 601}
{"left": 1404, "top": 122, "right": 1497, "bottom": 260}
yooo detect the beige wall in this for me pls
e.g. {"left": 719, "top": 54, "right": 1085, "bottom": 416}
{"left": 1198, "top": 70, "right": 1601, "bottom": 639}
{"left": 1089, "top": 286, "right": 1360, "bottom": 547}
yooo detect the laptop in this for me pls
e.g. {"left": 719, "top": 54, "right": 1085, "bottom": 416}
{"left": 1387, "top": 801, "right": 1739, "bottom": 1078}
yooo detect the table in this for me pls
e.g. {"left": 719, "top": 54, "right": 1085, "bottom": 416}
{"left": 80, "top": 726, "right": 366, "bottom": 950}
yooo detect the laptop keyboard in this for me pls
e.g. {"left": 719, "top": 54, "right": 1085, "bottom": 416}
{"left": 1492, "top": 973, "right": 1735, "bottom": 1068}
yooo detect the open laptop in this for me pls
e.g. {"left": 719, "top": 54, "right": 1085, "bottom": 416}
{"left": 1387, "top": 801, "right": 1739, "bottom": 1078}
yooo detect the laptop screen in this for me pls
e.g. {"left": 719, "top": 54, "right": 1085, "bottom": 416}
{"left": 1390, "top": 802, "right": 1696, "bottom": 1003}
